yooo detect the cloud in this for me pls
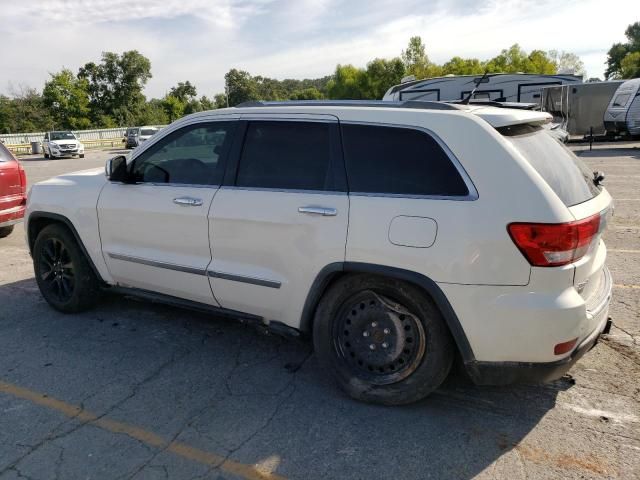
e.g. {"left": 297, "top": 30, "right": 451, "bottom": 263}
{"left": 0, "top": 0, "right": 635, "bottom": 98}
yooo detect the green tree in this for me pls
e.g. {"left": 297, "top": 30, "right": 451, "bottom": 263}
{"left": 605, "top": 22, "right": 640, "bottom": 79}
{"left": 42, "top": 69, "right": 91, "bottom": 129}
{"left": 161, "top": 95, "right": 185, "bottom": 122}
{"left": 442, "top": 57, "right": 484, "bottom": 75}
{"left": 78, "top": 50, "right": 152, "bottom": 125}
{"left": 169, "top": 81, "right": 197, "bottom": 103}
{"left": 401, "top": 36, "right": 442, "bottom": 79}
{"left": 362, "top": 58, "right": 406, "bottom": 98}
{"left": 224, "top": 69, "right": 259, "bottom": 106}
{"left": 0, "top": 86, "right": 52, "bottom": 133}
{"left": 326, "top": 64, "right": 367, "bottom": 99}
{"left": 135, "top": 99, "right": 169, "bottom": 125}
{"left": 289, "top": 87, "right": 324, "bottom": 100}
{"left": 620, "top": 51, "right": 640, "bottom": 79}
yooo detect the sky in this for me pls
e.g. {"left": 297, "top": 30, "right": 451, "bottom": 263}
{"left": 0, "top": 0, "right": 636, "bottom": 99}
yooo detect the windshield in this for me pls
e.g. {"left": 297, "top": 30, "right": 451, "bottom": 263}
{"left": 500, "top": 124, "right": 601, "bottom": 207}
{"left": 141, "top": 129, "right": 157, "bottom": 136}
{"left": 50, "top": 131, "right": 76, "bottom": 141}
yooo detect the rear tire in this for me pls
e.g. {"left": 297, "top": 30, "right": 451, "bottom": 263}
{"left": 313, "top": 274, "right": 454, "bottom": 405}
{"left": 33, "top": 224, "right": 101, "bottom": 313}
{"left": 0, "top": 225, "right": 15, "bottom": 238}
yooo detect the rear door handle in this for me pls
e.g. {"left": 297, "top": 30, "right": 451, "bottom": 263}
{"left": 298, "top": 206, "right": 337, "bottom": 216}
{"left": 173, "top": 196, "right": 203, "bottom": 207}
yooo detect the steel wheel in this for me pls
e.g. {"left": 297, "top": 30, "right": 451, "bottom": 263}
{"left": 333, "top": 290, "right": 427, "bottom": 385}
{"left": 38, "top": 237, "right": 75, "bottom": 303}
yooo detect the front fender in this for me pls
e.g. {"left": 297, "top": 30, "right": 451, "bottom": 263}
{"left": 26, "top": 168, "right": 113, "bottom": 284}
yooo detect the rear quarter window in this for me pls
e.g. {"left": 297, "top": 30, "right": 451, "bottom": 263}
{"left": 500, "top": 124, "right": 601, "bottom": 207}
{"left": 341, "top": 124, "right": 469, "bottom": 197}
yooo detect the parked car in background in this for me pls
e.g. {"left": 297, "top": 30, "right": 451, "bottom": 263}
{"left": 25, "top": 100, "right": 612, "bottom": 405}
{"left": 43, "top": 131, "right": 85, "bottom": 159}
{"left": 0, "top": 142, "right": 27, "bottom": 238}
{"left": 125, "top": 126, "right": 159, "bottom": 148}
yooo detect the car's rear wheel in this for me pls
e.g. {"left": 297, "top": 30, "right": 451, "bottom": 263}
{"left": 0, "top": 225, "right": 15, "bottom": 238}
{"left": 313, "top": 274, "right": 454, "bottom": 405}
{"left": 33, "top": 224, "right": 101, "bottom": 313}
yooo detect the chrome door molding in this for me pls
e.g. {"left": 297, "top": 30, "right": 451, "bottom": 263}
{"left": 207, "top": 270, "right": 281, "bottom": 289}
{"left": 106, "top": 252, "right": 281, "bottom": 288}
{"left": 106, "top": 252, "right": 207, "bottom": 276}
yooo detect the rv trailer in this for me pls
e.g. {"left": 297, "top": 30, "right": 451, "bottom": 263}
{"left": 382, "top": 73, "right": 582, "bottom": 103}
{"left": 540, "top": 81, "right": 623, "bottom": 137}
{"left": 604, "top": 78, "right": 640, "bottom": 137}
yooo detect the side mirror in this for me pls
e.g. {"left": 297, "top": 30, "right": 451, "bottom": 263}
{"left": 105, "top": 155, "right": 129, "bottom": 182}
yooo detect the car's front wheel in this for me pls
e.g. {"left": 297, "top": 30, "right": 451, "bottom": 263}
{"left": 33, "top": 224, "right": 101, "bottom": 313}
{"left": 313, "top": 274, "right": 454, "bottom": 405}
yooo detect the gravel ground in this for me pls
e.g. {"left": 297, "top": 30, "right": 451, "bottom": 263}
{"left": 0, "top": 145, "right": 638, "bottom": 480}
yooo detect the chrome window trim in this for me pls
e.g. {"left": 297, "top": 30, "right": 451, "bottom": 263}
{"left": 108, "top": 181, "right": 220, "bottom": 189}
{"left": 107, "top": 253, "right": 206, "bottom": 276}
{"left": 220, "top": 186, "right": 347, "bottom": 196}
{"left": 340, "top": 120, "right": 479, "bottom": 201}
{"left": 207, "top": 270, "right": 281, "bottom": 289}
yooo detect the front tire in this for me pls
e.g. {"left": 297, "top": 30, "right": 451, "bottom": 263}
{"left": 80, "top": 153, "right": 85, "bottom": 158}
{"left": 44, "top": 150, "right": 50, "bottom": 159}
{"left": 0, "top": 225, "right": 14, "bottom": 238}
{"left": 33, "top": 224, "right": 101, "bottom": 313}
{"left": 313, "top": 274, "right": 454, "bottom": 405}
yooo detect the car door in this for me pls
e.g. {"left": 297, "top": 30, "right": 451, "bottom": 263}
{"left": 98, "top": 118, "right": 238, "bottom": 305}
{"left": 208, "top": 116, "right": 349, "bottom": 328}
{"left": 0, "top": 145, "right": 23, "bottom": 216}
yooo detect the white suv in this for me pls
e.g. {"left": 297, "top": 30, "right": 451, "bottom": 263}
{"left": 25, "top": 101, "right": 613, "bottom": 405}
{"left": 43, "top": 131, "right": 85, "bottom": 159}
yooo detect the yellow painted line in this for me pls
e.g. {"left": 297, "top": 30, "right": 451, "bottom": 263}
{"left": 0, "top": 380, "right": 285, "bottom": 480}
{"left": 608, "top": 249, "right": 640, "bottom": 253}
{"left": 614, "top": 284, "right": 640, "bottom": 289}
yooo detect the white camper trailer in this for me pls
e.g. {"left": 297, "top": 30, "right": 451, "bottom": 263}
{"left": 540, "top": 81, "right": 623, "bottom": 136}
{"left": 382, "top": 73, "right": 582, "bottom": 103}
{"left": 604, "top": 78, "right": 640, "bottom": 137}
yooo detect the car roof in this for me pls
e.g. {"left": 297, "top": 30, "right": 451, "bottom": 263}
{"left": 187, "top": 100, "right": 552, "bottom": 129}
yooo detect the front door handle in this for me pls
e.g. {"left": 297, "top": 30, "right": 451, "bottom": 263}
{"left": 174, "top": 196, "right": 203, "bottom": 207}
{"left": 298, "top": 206, "right": 337, "bottom": 216}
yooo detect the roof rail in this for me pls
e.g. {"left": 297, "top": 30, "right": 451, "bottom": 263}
{"left": 234, "top": 100, "right": 461, "bottom": 111}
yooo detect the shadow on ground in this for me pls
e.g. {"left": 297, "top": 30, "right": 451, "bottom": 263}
{"left": 0, "top": 277, "right": 572, "bottom": 479}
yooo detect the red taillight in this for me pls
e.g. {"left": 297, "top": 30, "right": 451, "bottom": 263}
{"left": 508, "top": 213, "right": 601, "bottom": 267}
{"left": 18, "top": 163, "right": 27, "bottom": 194}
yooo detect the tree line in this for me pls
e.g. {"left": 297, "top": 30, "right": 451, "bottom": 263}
{"left": 1, "top": 25, "right": 638, "bottom": 134}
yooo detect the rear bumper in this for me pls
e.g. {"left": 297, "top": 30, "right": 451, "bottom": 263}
{"left": 462, "top": 266, "right": 613, "bottom": 385}
{"left": 0, "top": 204, "right": 26, "bottom": 227}
{"left": 465, "top": 314, "right": 612, "bottom": 385}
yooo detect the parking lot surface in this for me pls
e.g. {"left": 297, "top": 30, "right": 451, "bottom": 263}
{"left": 1, "top": 146, "right": 639, "bottom": 480}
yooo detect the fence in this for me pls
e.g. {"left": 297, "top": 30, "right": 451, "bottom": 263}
{"left": 0, "top": 126, "right": 166, "bottom": 155}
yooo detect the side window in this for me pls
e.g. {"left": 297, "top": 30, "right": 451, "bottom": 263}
{"left": 0, "top": 144, "right": 12, "bottom": 162}
{"left": 236, "top": 121, "right": 333, "bottom": 191}
{"left": 341, "top": 124, "right": 469, "bottom": 197}
{"left": 131, "top": 122, "right": 235, "bottom": 185}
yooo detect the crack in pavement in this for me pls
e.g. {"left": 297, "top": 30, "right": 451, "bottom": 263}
{"left": 0, "top": 349, "right": 189, "bottom": 476}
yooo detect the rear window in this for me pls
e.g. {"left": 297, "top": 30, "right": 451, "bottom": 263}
{"left": 341, "top": 124, "right": 469, "bottom": 196}
{"left": 500, "top": 124, "right": 601, "bottom": 206}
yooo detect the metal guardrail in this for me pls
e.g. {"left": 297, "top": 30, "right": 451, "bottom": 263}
{"left": 0, "top": 125, "right": 166, "bottom": 147}
{"left": 5, "top": 138, "right": 127, "bottom": 156}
